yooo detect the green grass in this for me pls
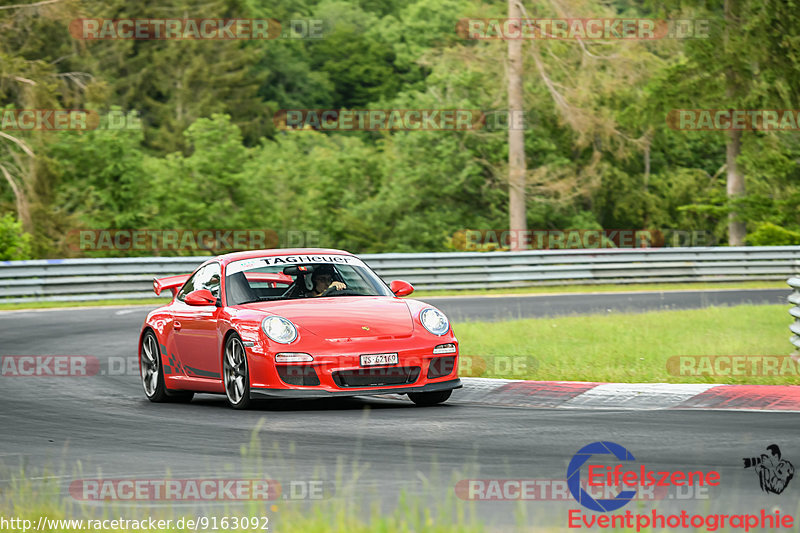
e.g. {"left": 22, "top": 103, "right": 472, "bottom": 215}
{"left": 0, "top": 298, "right": 169, "bottom": 311}
{"left": 0, "top": 281, "right": 788, "bottom": 311}
{"left": 454, "top": 304, "right": 798, "bottom": 384}
{"left": 413, "top": 280, "right": 788, "bottom": 297}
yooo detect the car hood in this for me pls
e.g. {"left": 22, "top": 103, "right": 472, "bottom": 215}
{"left": 245, "top": 297, "right": 414, "bottom": 339}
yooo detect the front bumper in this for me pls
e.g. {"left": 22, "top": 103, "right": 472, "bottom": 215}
{"left": 246, "top": 338, "right": 460, "bottom": 396}
{"left": 250, "top": 378, "right": 462, "bottom": 399}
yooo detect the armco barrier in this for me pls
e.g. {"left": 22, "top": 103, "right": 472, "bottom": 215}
{"left": 1, "top": 246, "right": 799, "bottom": 303}
{"left": 790, "top": 277, "right": 800, "bottom": 353}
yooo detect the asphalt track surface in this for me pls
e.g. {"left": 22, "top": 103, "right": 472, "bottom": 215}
{"left": 0, "top": 289, "right": 796, "bottom": 530}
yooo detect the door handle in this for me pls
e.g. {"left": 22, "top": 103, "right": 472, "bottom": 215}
{"left": 174, "top": 321, "right": 182, "bottom": 331}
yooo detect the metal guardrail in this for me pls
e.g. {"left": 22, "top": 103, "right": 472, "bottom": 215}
{"left": 0, "top": 257, "right": 204, "bottom": 303}
{"left": 790, "top": 277, "right": 800, "bottom": 352}
{"left": 1, "top": 246, "right": 799, "bottom": 303}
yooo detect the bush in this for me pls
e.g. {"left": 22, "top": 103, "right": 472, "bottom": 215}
{"left": 0, "top": 213, "right": 32, "bottom": 260}
{"left": 745, "top": 222, "right": 800, "bottom": 246}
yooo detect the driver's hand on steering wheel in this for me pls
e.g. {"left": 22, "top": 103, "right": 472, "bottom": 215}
{"left": 313, "top": 274, "right": 346, "bottom": 296}
{"left": 327, "top": 281, "right": 346, "bottom": 292}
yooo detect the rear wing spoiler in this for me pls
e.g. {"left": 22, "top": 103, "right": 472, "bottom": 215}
{"left": 244, "top": 272, "right": 293, "bottom": 286}
{"left": 153, "top": 274, "right": 190, "bottom": 296}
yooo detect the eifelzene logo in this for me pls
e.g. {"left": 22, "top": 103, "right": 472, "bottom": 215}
{"left": 743, "top": 445, "right": 795, "bottom": 495}
{"left": 567, "top": 441, "right": 721, "bottom": 513}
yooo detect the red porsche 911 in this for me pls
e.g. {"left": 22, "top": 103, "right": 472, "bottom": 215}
{"left": 139, "top": 249, "right": 461, "bottom": 409}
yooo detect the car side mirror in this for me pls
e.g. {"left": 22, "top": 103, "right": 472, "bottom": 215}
{"left": 184, "top": 289, "right": 219, "bottom": 306}
{"left": 390, "top": 280, "right": 414, "bottom": 297}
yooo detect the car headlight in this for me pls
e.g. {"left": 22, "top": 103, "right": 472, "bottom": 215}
{"left": 262, "top": 316, "right": 298, "bottom": 344}
{"left": 420, "top": 308, "right": 450, "bottom": 336}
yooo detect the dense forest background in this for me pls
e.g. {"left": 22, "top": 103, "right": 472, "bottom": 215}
{"left": 1, "top": 0, "right": 799, "bottom": 258}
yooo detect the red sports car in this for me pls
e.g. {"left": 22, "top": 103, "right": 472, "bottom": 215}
{"left": 139, "top": 249, "right": 461, "bottom": 409}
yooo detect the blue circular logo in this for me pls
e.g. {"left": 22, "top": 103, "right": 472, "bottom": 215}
{"left": 567, "top": 441, "right": 637, "bottom": 512}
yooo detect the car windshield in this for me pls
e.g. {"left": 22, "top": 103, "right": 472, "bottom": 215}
{"left": 224, "top": 254, "right": 393, "bottom": 305}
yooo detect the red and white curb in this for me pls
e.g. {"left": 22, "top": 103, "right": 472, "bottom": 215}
{"left": 456, "top": 378, "right": 800, "bottom": 411}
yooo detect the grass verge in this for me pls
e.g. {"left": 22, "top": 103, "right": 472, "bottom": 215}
{"left": 413, "top": 280, "right": 788, "bottom": 298}
{"left": 0, "top": 298, "right": 169, "bottom": 311}
{"left": 453, "top": 304, "right": 798, "bottom": 385}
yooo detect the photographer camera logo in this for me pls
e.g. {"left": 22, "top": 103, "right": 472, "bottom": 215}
{"left": 743, "top": 445, "right": 795, "bottom": 494}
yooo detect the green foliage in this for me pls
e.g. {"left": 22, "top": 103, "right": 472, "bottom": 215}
{"left": 147, "top": 114, "right": 252, "bottom": 230}
{"left": 745, "top": 223, "right": 800, "bottom": 246}
{"left": 81, "top": 0, "right": 270, "bottom": 151}
{"left": 50, "top": 119, "right": 149, "bottom": 228}
{"left": 306, "top": 2, "right": 403, "bottom": 108}
{"left": 0, "top": 213, "right": 32, "bottom": 260}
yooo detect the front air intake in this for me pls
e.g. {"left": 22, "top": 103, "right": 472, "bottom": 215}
{"left": 276, "top": 365, "right": 320, "bottom": 386}
{"left": 332, "top": 367, "right": 420, "bottom": 388}
{"left": 427, "top": 356, "right": 456, "bottom": 378}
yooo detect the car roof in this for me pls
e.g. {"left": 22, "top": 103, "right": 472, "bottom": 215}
{"left": 209, "top": 248, "right": 354, "bottom": 267}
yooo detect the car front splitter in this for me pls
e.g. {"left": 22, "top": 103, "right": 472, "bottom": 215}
{"left": 249, "top": 378, "right": 462, "bottom": 399}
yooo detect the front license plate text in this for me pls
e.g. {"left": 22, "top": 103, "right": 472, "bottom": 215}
{"left": 360, "top": 353, "right": 399, "bottom": 366}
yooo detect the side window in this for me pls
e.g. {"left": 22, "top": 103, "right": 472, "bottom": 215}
{"left": 198, "top": 263, "right": 222, "bottom": 298}
{"left": 176, "top": 273, "right": 198, "bottom": 302}
{"left": 177, "top": 263, "right": 222, "bottom": 301}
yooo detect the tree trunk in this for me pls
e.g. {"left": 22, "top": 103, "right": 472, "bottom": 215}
{"left": 507, "top": 0, "right": 526, "bottom": 250}
{"left": 726, "top": 128, "right": 746, "bottom": 245}
{"left": 724, "top": 0, "right": 746, "bottom": 246}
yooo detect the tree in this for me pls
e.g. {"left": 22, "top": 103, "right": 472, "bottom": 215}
{"left": 0, "top": 0, "right": 86, "bottom": 248}
{"left": 657, "top": 0, "right": 800, "bottom": 244}
{"left": 507, "top": 0, "right": 526, "bottom": 250}
{"left": 80, "top": 0, "right": 269, "bottom": 152}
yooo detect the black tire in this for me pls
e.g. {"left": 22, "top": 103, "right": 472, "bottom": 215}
{"left": 223, "top": 334, "right": 251, "bottom": 410}
{"left": 140, "top": 330, "right": 194, "bottom": 403}
{"left": 408, "top": 389, "right": 452, "bottom": 406}
{"left": 166, "top": 390, "right": 195, "bottom": 403}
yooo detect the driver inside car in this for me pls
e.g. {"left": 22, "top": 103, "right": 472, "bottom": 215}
{"left": 307, "top": 264, "right": 346, "bottom": 297}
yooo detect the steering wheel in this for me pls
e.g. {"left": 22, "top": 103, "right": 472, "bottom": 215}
{"left": 323, "top": 287, "right": 359, "bottom": 297}
{"left": 320, "top": 286, "right": 341, "bottom": 296}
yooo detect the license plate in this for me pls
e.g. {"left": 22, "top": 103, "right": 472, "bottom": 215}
{"left": 360, "top": 353, "right": 399, "bottom": 367}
